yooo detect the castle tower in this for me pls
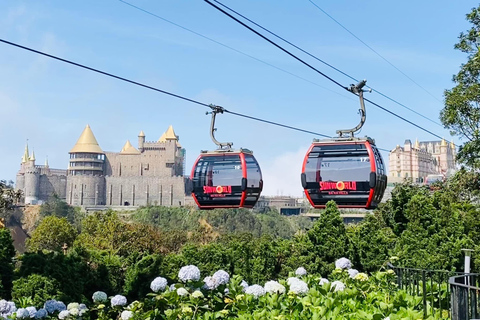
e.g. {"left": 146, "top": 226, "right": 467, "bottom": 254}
{"left": 24, "top": 149, "right": 40, "bottom": 204}
{"left": 66, "top": 125, "right": 106, "bottom": 206}
{"left": 138, "top": 131, "right": 145, "bottom": 152}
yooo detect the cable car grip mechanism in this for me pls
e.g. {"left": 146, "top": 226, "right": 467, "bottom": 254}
{"left": 207, "top": 104, "right": 233, "bottom": 151}
{"left": 336, "top": 79, "right": 372, "bottom": 138}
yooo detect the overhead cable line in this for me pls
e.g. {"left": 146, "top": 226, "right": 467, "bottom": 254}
{"left": 209, "top": 0, "right": 442, "bottom": 127}
{"left": 116, "top": 0, "right": 353, "bottom": 102}
{"left": 204, "top": 0, "right": 446, "bottom": 141}
{"left": 0, "top": 38, "right": 331, "bottom": 139}
{"left": 307, "top": 0, "right": 443, "bottom": 104}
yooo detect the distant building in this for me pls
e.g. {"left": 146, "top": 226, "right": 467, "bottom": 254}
{"left": 255, "top": 196, "right": 307, "bottom": 215}
{"left": 16, "top": 125, "right": 187, "bottom": 208}
{"left": 388, "top": 138, "right": 456, "bottom": 184}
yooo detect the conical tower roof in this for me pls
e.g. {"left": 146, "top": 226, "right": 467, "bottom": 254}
{"left": 120, "top": 140, "right": 140, "bottom": 154}
{"left": 441, "top": 138, "right": 447, "bottom": 147}
{"left": 30, "top": 150, "right": 35, "bottom": 161}
{"left": 21, "top": 142, "right": 29, "bottom": 163}
{"left": 138, "top": 130, "right": 145, "bottom": 137}
{"left": 70, "top": 125, "right": 103, "bottom": 154}
{"left": 158, "top": 125, "right": 178, "bottom": 142}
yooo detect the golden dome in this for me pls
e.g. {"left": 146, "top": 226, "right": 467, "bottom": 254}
{"left": 70, "top": 125, "right": 103, "bottom": 154}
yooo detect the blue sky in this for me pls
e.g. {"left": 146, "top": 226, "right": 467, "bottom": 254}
{"left": 0, "top": 0, "right": 477, "bottom": 196}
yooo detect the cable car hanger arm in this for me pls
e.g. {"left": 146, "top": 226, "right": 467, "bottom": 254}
{"left": 207, "top": 104, "right": 233, "bottom": 150}
{"left": 336, "top": 80, "right": 371, "bottom": 138}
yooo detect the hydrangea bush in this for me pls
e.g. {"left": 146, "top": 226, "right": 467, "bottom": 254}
{"left": 1, "top": 260, "right": 432, "bottom": 320}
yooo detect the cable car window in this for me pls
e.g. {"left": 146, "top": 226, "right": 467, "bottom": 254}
{"left": 194, "top": 155, "right": 243, "bottom": 187}
{"left": 305, "top": 155, "right": 371, "bottom": 183}
{"left": 245, "top": 154, "right": 261, "bottom": 188}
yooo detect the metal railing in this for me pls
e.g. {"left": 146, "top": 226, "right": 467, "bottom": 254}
{"left": 449, "top": 273, "right": 480, "bottom": 320}
{"left": 387, "top": 263, "right": 463, "bottom": 318}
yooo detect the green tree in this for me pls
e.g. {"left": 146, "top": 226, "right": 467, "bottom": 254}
{"left": 40, "top": 194, "right": 83, "bottom": 228}
{"left": 27, "top": 216, "right": 77, "bottom": 252}
{"left": 441, "top": 5, "right": 480, "bottom": 168}
{"left": 0, "top": 228, "right": 15, "bottom": 299}
{"left": 0, "top": 180, "right": 21, "bottom": 220}
{"left": 11, "top": 274, "right": 62, "bottom": 307}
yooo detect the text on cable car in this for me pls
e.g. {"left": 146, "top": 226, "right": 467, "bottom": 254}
{"left": 319, "top": 181, "right": 357, "bottom": 191}
{"left": 203, "top": 185, "right": 232, "bottom": 196}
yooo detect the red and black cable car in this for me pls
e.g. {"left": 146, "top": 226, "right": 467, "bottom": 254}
{"left": 301, "top": 138, "right": 387, "bottom": 209}
{"left": 191, "top": 149, "right": 263, "bottom": 209}
{"left": 190, "top": 105, "right": 263, "bottom": 209}
{"left": 301, "top": 80, "right": 387, "bottom": 209}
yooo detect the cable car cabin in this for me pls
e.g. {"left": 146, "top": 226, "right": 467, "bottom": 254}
{"left": 191, "top": 150, "right": 263, "bottom": 209}
{"left": 301, "top": 138, "right": 387, "bottom": 209}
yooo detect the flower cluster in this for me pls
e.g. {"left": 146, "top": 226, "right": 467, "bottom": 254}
{"left": 319, "top": 278, "right": 329, "bottom": 286}
{"left": 335, "top": 257, "right": 352, "bottom": 269}
{"left": 121, "top": 310, "right": 133, "bottom": 320}
{"left": 178, "top": 265, "right": 201, "bottom": 282}
{"left": 111, "top": 295, "right": 127, "bottom": 307}
{"left": 288, "top": 278, "right": 309, "bottom": 295}
{"left": 212, "top": 270, "right": 229, "bottom": 285}
{"left": 0, "top": 301, "right": 16, "bottom": 319}
{"left": 295, "top": 267, "right": 307, "bottom": 276}
{"left": 150, "top": 277, "right": 168, "bottom": 292}
{"left": 43, "top": 300, "right": 66, "bottom": 314}
{"left": 347, "top": 269, "right": 359, "bottom": 279}
{"left": 92, "top": 291, "right": 108, "bottom": 303}
{"left": 203, "top": 276, "right": 219, "bottom": 290}
{"left": 264, "top": 281, "right": 286, "bottom": 294}
{"left": 245, "top": 284, "right": 265, "bottom": 298}
{"left": 331, "top": 281, "right": 346, "bottom": 292}
{"left": 355, "top": 273, "right": 369, "bottom": 281}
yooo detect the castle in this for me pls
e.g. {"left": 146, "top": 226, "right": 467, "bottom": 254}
{"left": 388, "top": 138, "right": 456, "bottom": 184}
{"left": 16, "top": 125, "right": 187, "bottom": 207}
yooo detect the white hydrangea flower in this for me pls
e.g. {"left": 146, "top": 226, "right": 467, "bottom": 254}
{"left": 287, "top": 277, "right": 300, "bottom": 286}
{"left": 176, "top": 287, "right": 189, "bottom": 296}
{"left": 58, "top": 310, "right": 70, "bottom": 320}
{"left": 319, "top": 278, "right": 329, "bottom": 285}
{"left": 16, "top": 308, "right": 30, "bottom": 319}
{"left": 121, "top": 310, "right": 133, "bottom": 320}
{"left": 347, "top": 269, "right": 359, "bottom": 279}
{"left": 335, "top": 257, "right": 352, "bottom": 269}
{"left": 264, "top": 280, "right": 285, "bottom": 294}
{"left": 295, "top": 267, "right": 307, "bottom": 276}
{"left": 8, "top": 301, "right": 17, "bottom": 315}
{"left": 150, "top": 277, "right": 168, "bottom": 292}
{"left": 0, "top": 300, "right": 8, "bottom": 314}
{"left": 289, "top": 279, "right": 309, "bottom": 295}
{"left": 240, "top": 280, "right": 249, "bottom": 291}
{"left": 111, "top": 295, "right": 127, "bottom": 307}
{"left": 212, "top": 270, "right": 230, "bottom": 285}
{"left": 331, "top": 280, "right": 346, "bottom": 292}
{"left": 69, "top": 308, "right": 79, "bottom": 316}
{"left": 26, "top": 306, "right": 37, "bottom": 318}
{"left": 169, "top": 284, "right": 176, "bottom": 291}
{"left": 203, "top": 276, "right": 219, "bottom": 290}
{"left": 192, "top": 290, "right": 204, "bottom": 299}
{"left": 245, "top": 284, "right": 265, "bottom": 298}
{"left": 67, "top": 303, "right": 79, "bottom": 311}
{"left": 92, "top": 291, "right": 108, "bottom": 303}
{"left": 178, "top": 265, "right": 201, "bottom": 282}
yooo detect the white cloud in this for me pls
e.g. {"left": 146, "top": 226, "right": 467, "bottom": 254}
{"left": 260, "top": 148, "right": 307, "bottom": 197}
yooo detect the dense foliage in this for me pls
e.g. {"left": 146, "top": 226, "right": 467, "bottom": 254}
{"left": 441, "top": 4, "right": 480, "bottom": 168}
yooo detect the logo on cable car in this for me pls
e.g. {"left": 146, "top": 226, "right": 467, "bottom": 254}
{"left": 319, "top": 181, "right": 357, "bottom": 192}
{"left": 203, "top": 185, "right": 232, "bottom": 196}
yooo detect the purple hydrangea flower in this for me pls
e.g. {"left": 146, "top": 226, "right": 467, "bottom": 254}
{"left": 26, "top": 306, "right": 37, "bottom": 318}
{"left": 111, "top": 295, "right": 127, "bottom": 307}
{"left": 348, "top": 269, "right": 359, "bottom": 279}
{"left": 203, "top": 276, "right": 219, "bottom": 290}
{"left": 178, "top": 265, "right": 201, "bottom": 282}
{"left": 335, "top": 257, "right": 352, "bottom": 270}
{"left": 212, "top": 270, "right": 230, "bottom": 285}
{"left": 150, "top": 277, "right": 168, "bottom": 292}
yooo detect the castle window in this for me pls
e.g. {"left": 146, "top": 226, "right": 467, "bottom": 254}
{"left": 166, "top": 163, "right": 174, "bottom": 168}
